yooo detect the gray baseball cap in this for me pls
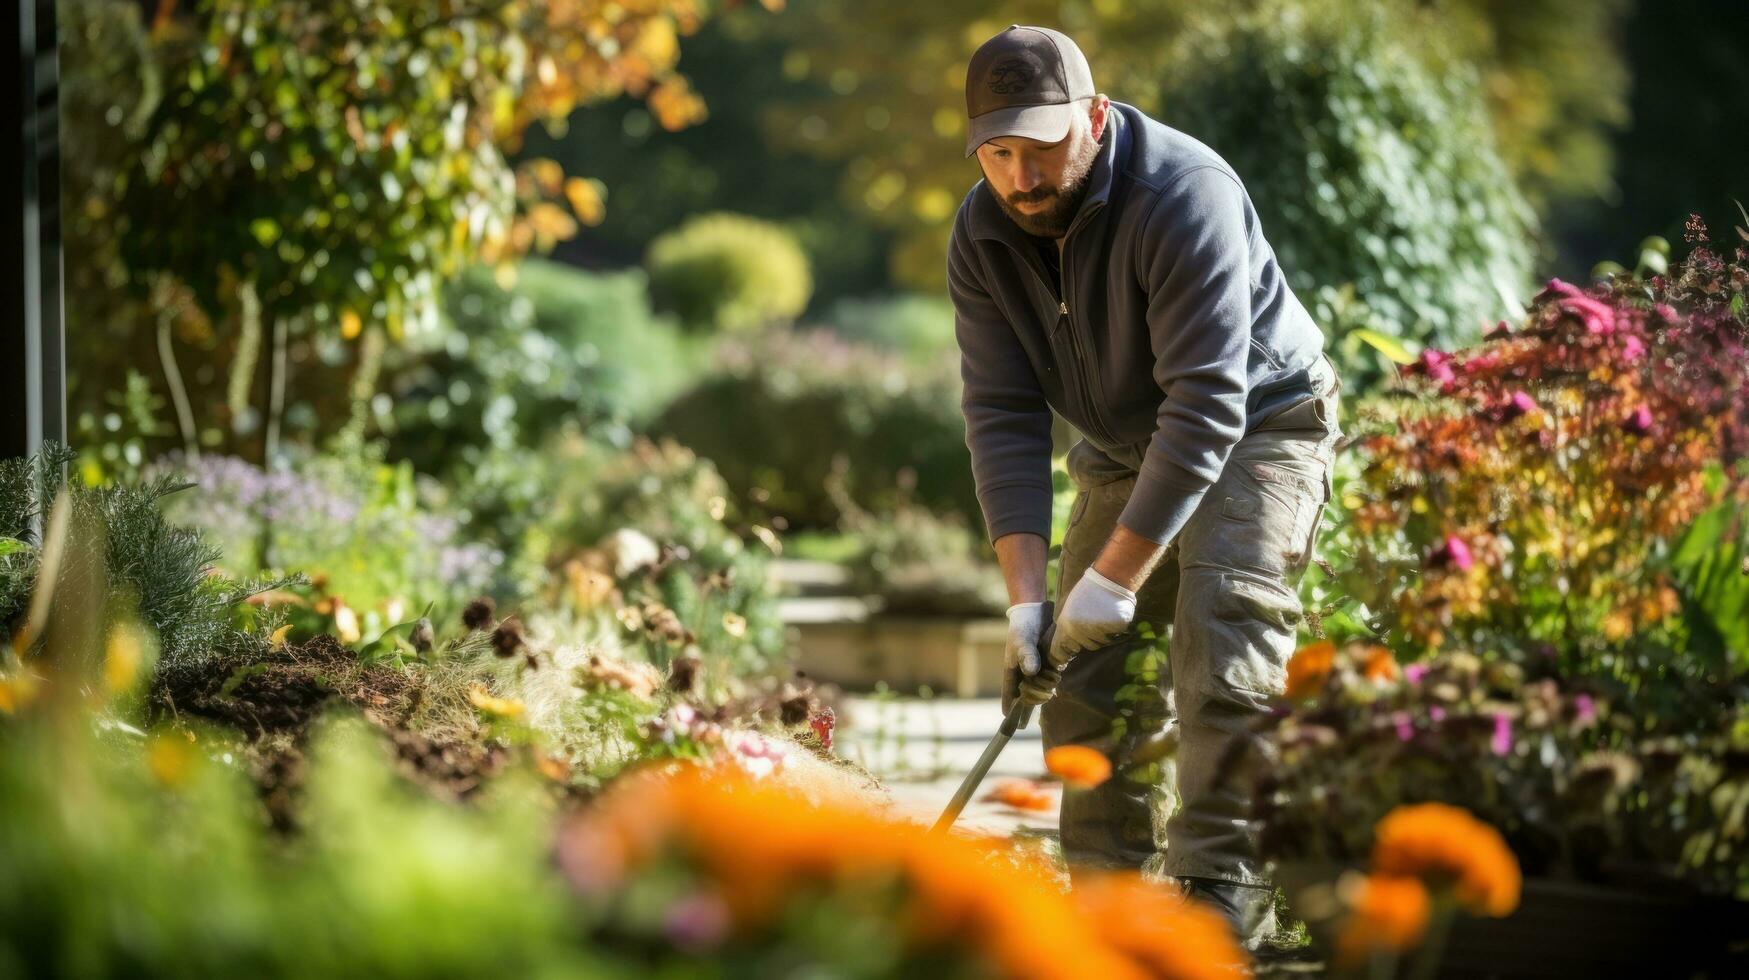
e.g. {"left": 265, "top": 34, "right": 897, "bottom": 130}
{"left": 963, "top": 25, "right": 1096, "bottom": 157}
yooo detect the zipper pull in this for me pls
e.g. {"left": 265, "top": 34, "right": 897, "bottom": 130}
{"left": 1059, "top": 301, "right": 1069, "bottom": 316}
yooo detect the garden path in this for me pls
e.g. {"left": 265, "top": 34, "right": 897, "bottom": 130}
{"left": 837, "top": 695, "right": 1061, "bottom": 838}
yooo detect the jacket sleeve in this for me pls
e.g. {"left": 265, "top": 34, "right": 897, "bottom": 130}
{"left": 948, "top": 207, "right": 1055, "bottom": 545}
{"left": 1116, "top": 166, "right": 1254, "bottom": 545}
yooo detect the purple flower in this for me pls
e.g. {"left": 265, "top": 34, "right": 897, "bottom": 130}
{"left": 1490, "top": 713, "right": 1514, "bottom": 756}
{"left": 1404, "top": 663, "right": 1430, "bottom": 684}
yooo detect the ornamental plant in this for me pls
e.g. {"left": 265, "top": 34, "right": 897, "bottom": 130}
{"left": 1255, "top": 640, "right": 1749, "bottom": 900}
{"left": 1329, "top": 217, "right": 1749, "bottom": 712}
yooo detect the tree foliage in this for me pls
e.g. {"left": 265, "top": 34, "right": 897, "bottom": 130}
{"left": 116, "top": 0, "right": 719, "bottom": 339}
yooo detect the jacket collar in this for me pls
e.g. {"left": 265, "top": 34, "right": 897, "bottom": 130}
{"left": 967, "top": 100, "right": 1131, "bottom": 246}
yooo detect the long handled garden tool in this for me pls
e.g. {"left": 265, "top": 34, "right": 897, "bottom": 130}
{"left": 931, "top": 602, "right": 1054, "bottom": 834}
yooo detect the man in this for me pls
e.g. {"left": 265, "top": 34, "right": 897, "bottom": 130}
{"left": 947, "top": 25, "right": 1342, "bottom": 947}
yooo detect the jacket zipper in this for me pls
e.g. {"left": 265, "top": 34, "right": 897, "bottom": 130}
{"left": 1056, "top": 211, "right": 1119, "bottom": 445}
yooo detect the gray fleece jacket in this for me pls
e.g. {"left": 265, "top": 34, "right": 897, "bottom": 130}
{"left": 947, "top": 101, "right": 1329, "bottom": 546}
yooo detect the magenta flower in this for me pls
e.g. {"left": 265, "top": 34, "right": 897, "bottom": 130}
{"left": 1573, "top": 694, "right": 1597, "bottom": 726}
{"left": 1429, "top": 534, "right": 1475, "bottom": 572}
{"left": 1621, "top": 404, "right": 1654, "bottom": 435}
{"left": 1620, "top": 333, "right": 1646, "bottom": 361}
{"left": 1404, "top": 663, "right": 1430, "bottom": 684}
{"left": 1538, "top": 278, "right": 1618, "bottom": 335}
{"left": 1393, "top": 711, "right": 1415, "bottom": 742}
{"left": 1416, "top": 348, "right": 1456, "bottom": 385}
{"left": 1490, "top": 713, "right": 1514, "bottom": 756}
{"left": 1500, "top": 390, "right": 1539, "bottom": 420}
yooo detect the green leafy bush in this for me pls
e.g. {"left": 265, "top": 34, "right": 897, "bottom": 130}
{"left": 645, "top": 212, "right": 813, "bottom": 332}
{"left": 383, "top": 260, "right": 703, "bottom": 472}
{"left": 816, "top": 293, "right": 958, "bottom": 365}
{"left": 654, "top": 331, "right": 978, "bottom": 530}
{"left": 1162, "top": 0, "right": 1538, "bottom": 389}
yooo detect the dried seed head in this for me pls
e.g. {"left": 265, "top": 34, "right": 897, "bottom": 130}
{"left": 462, "top": 597, "right": 497, "bottom": 631}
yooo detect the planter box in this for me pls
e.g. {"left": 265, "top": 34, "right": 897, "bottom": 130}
{"left": 1277, "top": 862, "right": 1749, "bottom": 978}
{"left": 784, "top": 612, "right": 1007, "bottom": 698}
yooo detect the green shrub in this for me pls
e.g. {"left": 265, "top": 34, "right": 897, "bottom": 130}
{"left": 1, "top": 442, "right": 278, "bottom": 668}
{"left": 817, "top": 293, "right": 957, "bottom": 365}
{"left": 645, "top": 212, "right": 813, "bottom": 332}
{"left": 653, "top": 331, "right": 978, "bottom": 531}
{"left": 382, "top": 260, "right": 702, "bottom": 473}
{"left": 1161, "top": 0, "right": 1537, "bottom": 390}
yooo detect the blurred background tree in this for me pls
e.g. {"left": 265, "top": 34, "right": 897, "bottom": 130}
{"left": 1161, "top": 0, "right": 1539, "bottom": 388}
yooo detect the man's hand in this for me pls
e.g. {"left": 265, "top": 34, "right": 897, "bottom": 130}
{"left": 1003, "top": 601, "right": 1062, "bottom": 710}
{"left": 1046, "top": 567, "right": 1137, "bottom": 668}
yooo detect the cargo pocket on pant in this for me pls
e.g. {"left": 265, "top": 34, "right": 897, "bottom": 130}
{"left": 1209, "top": 573, "right": 1304, "bottom": 698}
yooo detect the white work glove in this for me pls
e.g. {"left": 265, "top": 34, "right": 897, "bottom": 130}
{"left": 1047, "top": 567, "right": 1137, "bottom": 669}
{"left": 1003, "top": 601, "right": 1060, "bottom": 712}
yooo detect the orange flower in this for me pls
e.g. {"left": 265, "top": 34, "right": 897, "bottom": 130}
{"left": 1335, "top": 873, "right": 1430, "bottom": 965}
{"left": 560, "top": 764, "right": 1162, "bottom": 980}
{"left": 1285, "top": 639, "right": 1336, "bottom": 700}
{"left": 983, "top": 778, "right": 1056, "bottom": 812}
{"left": 1370, "top": 803, "right": 1521, "bottom": 917}
{"left": 1045, "top": 745, "right": 1113, "bottom": 788}
{"left": 1074, "top": 873, "right": 1248, "bottom": 980}
{"left": 1361, "top": 644, "right": 1401, "bottom": 683}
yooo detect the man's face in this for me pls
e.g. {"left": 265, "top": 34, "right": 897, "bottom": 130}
{"left": 974, "top": 102, "right": 1104, "bottom": 239}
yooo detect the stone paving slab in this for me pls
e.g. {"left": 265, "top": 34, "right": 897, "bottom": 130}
{"left": 837, "top": 695, "right": 1061, "bottom": 838}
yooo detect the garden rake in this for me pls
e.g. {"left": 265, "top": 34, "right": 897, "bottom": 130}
{"left": 931, "top": 601, "right": 1055, "bottom": 834}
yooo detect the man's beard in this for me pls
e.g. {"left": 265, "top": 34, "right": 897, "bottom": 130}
{"left": 985, "top": 129, "right": 1102, "bottom": 239}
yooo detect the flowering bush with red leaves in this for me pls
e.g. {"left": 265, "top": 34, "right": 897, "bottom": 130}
{"left": 1332, "top": 217, "right": 1749, "bottom": 716}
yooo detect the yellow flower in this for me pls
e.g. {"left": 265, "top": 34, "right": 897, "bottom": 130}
{"left": 1045, "top": 745, "right": 1113, "bottom": 789}
{"left": 721, "top": 611, "right": 747, "bottom": 638}
{"left": 104, "top": 623, "right": 145, "bottom": 694}
{"left": 467, "top": 682, "right": 525, "bottom": 720}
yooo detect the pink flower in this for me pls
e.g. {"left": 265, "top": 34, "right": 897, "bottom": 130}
{"left": 1500, "top": 390, "right": 1539, "bottom": 420}
{"left": 1429, "top": 534, "right": 1475, "bottom": 572}
{"left": 1621, "top": 404, "right": 1653, "bottom": 435}
{"left": 1404, "top": 664, "right": 1430, "bottom": 684}
{"left": 1652, "top": 303, "right": 1679, "bottom": 323}
{"left": 1620, "top": 333, "right": 1646, "bottom": 361}
{"left": 1573, "top": 694, "right": 1597, "bottom": 726}
{"left": 1490, "top": 713, "right": 1514, "bottom": 756}
{"left": 1429, "top": 706, "right": 1447, "bottom": 723}
{"left": 1538, "top": 278, "right": 1618, "bottom": 334}
{"left": 1485, "top": 319, "right": 1513, "bottom": 339}
{"left": 810, "top": 706, "right": 836, "bottom": 751}
{"left": 1416, "top": 348, "right": 1456, "bottom": 385}
{"left": 1393, "top": 711, "right": 1415, "bottom": 742}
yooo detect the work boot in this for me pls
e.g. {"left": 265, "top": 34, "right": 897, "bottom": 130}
{"left": 1175, "top": 876, "right": 1278, "bottom": 951}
